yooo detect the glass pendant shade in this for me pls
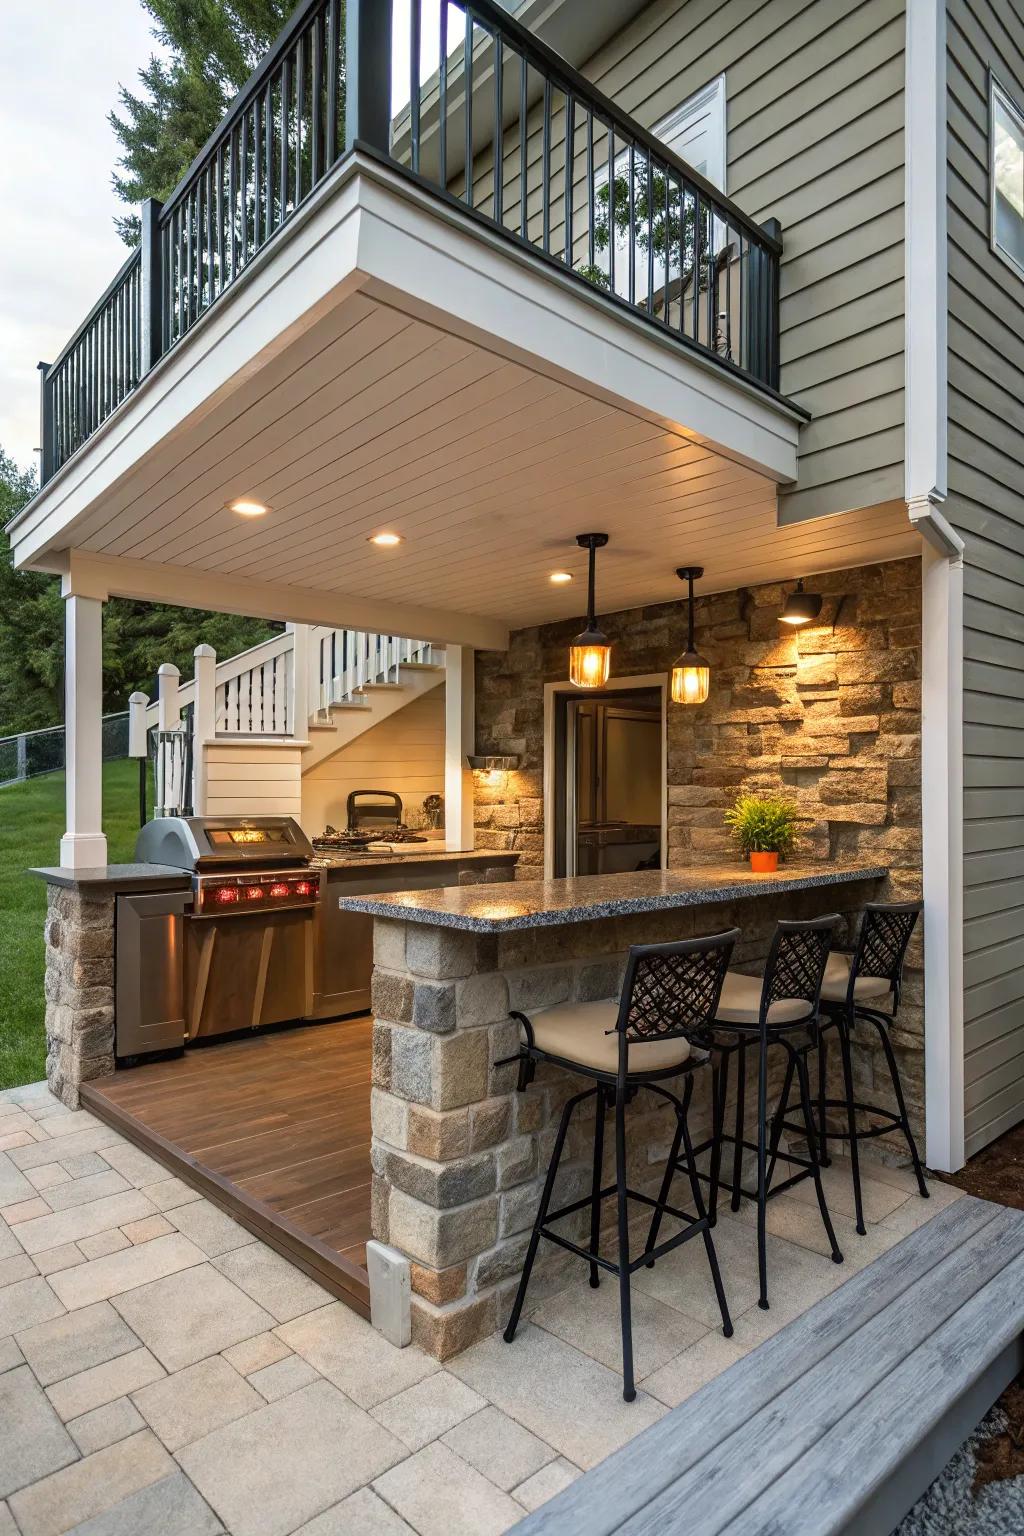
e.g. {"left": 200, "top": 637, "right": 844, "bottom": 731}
{"left": 779, "top": 579, "right": 823, "bottom": 626}
{"left": 568, "top": 534, "right": 611, "bottom": 688}
{"left": 671, "top": 566, "right": 709, "bottom": 706}
{"left": 569, "top": 630, "right": 612, "bottom": 688}
{"left": 671, "top": 653, "right": 710, "bottom": 704}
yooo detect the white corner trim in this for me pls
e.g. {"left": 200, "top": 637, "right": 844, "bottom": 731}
{"left": 905, "top": 0, "right": 948, "bottom": 504}
{"left": 921, "top": 539, "right": 965, "bottom": 1173}
{"left": 907, "top": 493, "right": 965, "bottom": 559}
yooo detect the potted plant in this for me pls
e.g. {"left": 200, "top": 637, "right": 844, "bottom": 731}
{"left": 724, "top": 794, "right": 798, "bottom": 873}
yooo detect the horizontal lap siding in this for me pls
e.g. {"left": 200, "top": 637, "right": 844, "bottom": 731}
{"left": 300, "top": 689, "right": 446, "bottom": 836}
{"left": 946, "top": 0, "right": 1024, "bottom": 1155}
{"left": 574, "top": 0, "right": 905, "bottom": 518}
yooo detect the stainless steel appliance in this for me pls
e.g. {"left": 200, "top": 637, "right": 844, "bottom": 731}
{"left": 118, "top": 815, "right": 319, "bottom": 1058}
{"left": 347, "top": 789, "right": 404, "bottom": 833}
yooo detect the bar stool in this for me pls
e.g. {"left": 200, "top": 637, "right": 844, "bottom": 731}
{"left": 812, "top": 901, "right": 928, "bottom": 1236}
{"left": 501, "top": 930, "right": 740, "bottom": 1402}
{"left": 646, "top": 916, "right": 843, "bottom": 1311}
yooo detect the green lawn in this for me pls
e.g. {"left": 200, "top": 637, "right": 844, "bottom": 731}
{"left": 0, "top": 759, "right": 143, "bottom": 1090}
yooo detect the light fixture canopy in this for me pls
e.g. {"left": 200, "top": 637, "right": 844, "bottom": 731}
{"left": 368, "top": 532, "right": 403, "bottom": 547}
{"left": 671, "top": 565, "right": 710, "bottom": 705}
{"left": 568, "top": 534, "right": 611, "bottom": 688}
{"left": 228, "top": 498, "right": 269, "bottom": 517}
{"left": 779, "top": 579, "right": 823, "bottom": 626}
{"left": 467, "top": 754, "right": 520, "bottom": 788}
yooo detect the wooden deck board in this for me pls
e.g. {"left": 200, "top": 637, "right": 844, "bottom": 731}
{"left": 81, "top": 1016, "right": 373, "bottom": 1316}
{"left": 513, "top": 1197, "right": 1024, "bottom": 1536}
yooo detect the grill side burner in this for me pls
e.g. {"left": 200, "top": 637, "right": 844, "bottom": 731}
{"left": 121, "top": 815, "right": 321, "bottom": 1058}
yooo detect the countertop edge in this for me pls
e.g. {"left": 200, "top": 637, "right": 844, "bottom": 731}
{"left": 336, "top": 865, "right": 890, "bottom": 932}
{"left": 31, "top": 864, "right": 193, "bottom": 892}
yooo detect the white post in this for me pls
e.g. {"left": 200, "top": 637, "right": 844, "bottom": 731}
{"left": 192, "top": 645, "right": 217, "bottom": 815}
{"left": 155, "top": 663, "right": 180, "bottom": 817}
{"left": 127, "top": 692, "right": 150, "bottom": 758}
{"left": 444, "top": 646, "right": 475, "bottom": 852}
{"left": 287, "top": 624, "right": 310, "bottom": 738}
{"left": 60, "top": 594, "right": 107, "bottom": 869}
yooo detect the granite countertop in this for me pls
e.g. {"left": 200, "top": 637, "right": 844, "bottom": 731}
{"left": 313, "top": 848, "right": 518, "bottom": 871}
{"left": 32, "top": 864, "right": 191, "bottom": 892}
{"left": 336, "top": 863, "right": 889, "bottom": 932}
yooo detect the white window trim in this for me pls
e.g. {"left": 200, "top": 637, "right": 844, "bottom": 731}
{"left": 989, "top": 71, "right": 1024, "bottom": 283}
{"left": 655, "top": 74, "right": 727, "bottom": 194}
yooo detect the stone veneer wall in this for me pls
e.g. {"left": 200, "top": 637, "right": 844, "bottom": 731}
{"left": 473, "top": 558, "right": 925, "bottom": 1142}
{"left": 43, "top": 886, "right": 116, "bottom": 1106}
{"left": 369, "top": 877, "right": 885, "bottom": 1360}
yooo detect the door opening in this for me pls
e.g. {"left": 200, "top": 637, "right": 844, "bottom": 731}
{"left": 553, "top": 686, "right": 664, "bottom": 878}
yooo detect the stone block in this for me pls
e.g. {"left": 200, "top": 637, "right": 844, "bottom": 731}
{"left": 410, "top": 1290, "right": 497, "bottom": 1362}
{"left": 455, "top": 972, "right": 509, "bottom": 1029}
{"left": 410, "top": 1262, "right": 468, "bottom": 1306}
{"left": 471, "top": 1233, "right": 531, "bottom": 1290}
{"left": 389, "top": 1026, "right": 432, "bottom": 1104}
{"left": 406, "top": 926, "right": 478, "bottom": 980}
{"left": 388, "top": 1189, "right": 498, "bottom": 1269}
{"left": 383, "top": 1150, "right": 497, "bottom": 1209}
{"left": 407, "top": 1105, "right": 471, "bottom": 1161}
{"left": 469, "top": 1098, "right": 513, "bottom": 1151}
{"left": 412, "top": 981, "right": 457, "bottom": 1036}
{"left": 371, "top": 1020, "right": 393, "bottom": 1092}
{"left": 370, "top": 971, "right": 413, "bottom": 1024}
{"left": 373, "top": 918, "right": 408, "bottom": 970}
{"left": 496, "top": 1136, "right": 537, "bottom": 1190}
{"left": 371, "top": 1089, "right": 409, "bottom": 1150}
{"left": 575, "top": 959, "right": 623, "bottom": 1003}
{"left": 498, "top": 1179, "right": 543, "bottom": 1237}
{"left": 507, "top": 966, "right": 573, "bottom": 1015}
{"left": 433, "top": 1029, "right": 491, "bottom": 1111}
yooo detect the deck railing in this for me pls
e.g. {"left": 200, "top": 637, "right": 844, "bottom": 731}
{"left": 37, "top": 0, "right": 782, "bottom": 485}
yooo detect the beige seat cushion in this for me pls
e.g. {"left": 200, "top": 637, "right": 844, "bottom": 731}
{"left": 819, "top": 953, "right": 894, "bottom": 1006}
{"left": 714, "top": 970, "right": 809, "bottom": 1027}
{"left": 524, "top": 999, "right": 692, "bottom": 1075}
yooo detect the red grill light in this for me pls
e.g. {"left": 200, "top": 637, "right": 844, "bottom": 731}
{"left": 294, "top": 880, "right": 316, "bottom": 897}
{"left": 268, "top": 882, "right": 290, "bottom": 899}
{"left": 212, "top": 885, "right": 240, "bottom": 905}
{"left": 244, "top": 886, "right": 266, "bottom": 901}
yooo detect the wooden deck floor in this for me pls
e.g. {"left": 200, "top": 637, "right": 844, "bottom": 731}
{"left": 81, "top": 1017, "right": 373, "bottom": 1317}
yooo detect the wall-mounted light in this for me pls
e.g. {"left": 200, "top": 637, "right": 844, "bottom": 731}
{"left": 568, "top": 534, "right": 611, "bottom": 688}
{"left": 671, "top": 565, "right": 710, "bottom": 705}
{"left": 779, "top": 579, "right": 823, "bottom": 626}
{"left": 468, "top": 754, "right": 520, "bottom": 788}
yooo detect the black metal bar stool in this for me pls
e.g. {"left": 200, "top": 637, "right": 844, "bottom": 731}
{"left": 810, "top": 900, "right": 928, "bottom": 1235}
{"left": 646, "top": 916, "right": 843, "bottom": 1311}
{"left": 501, "top": 930, "right": 740, "bottom": 1402}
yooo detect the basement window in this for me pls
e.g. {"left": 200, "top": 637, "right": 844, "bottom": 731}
{"left": 991, "top": 75, "right": 1024, "bottom": 279}
{"left": 591, "top": 75, "right": 727, "bottom": 308}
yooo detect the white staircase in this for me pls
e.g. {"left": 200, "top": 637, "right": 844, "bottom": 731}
{"left": 136, "top": 624, "right": 445, "bottom": 813}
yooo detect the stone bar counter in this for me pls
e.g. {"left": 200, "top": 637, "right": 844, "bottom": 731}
{"left": 340, "top": 862, "right": 887, "bottom": 1360}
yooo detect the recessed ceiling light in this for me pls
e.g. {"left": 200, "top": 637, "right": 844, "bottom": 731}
{"left": 228, "top": 498, "right": 269, "bottom": 517}
{"left": 369, "top": 532, "right": 403, "bottom": 547}
{"left": 549, "top": 571, "right": 573, "bottom": 584}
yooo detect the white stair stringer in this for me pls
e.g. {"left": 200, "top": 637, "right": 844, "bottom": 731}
{"left": 300, "top": 662, "right": 445, "bottom": 773}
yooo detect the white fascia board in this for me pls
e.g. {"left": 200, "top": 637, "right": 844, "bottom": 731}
{"left": 60, "top": 551, "right": 509, "bottom": 653}
{"left": 11, "top": 152, "right": 799, "bottom": 570}
{"left": 352, "top": 161, "right": 800, "bottom": 483}
{"left": 905, "top": 0, "right": 948, "bottom": 503}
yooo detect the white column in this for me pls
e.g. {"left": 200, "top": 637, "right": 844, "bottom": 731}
{"left": 287, "top": 624, "right": 310, "bottom": 737}
{"left": 192, "top": 645, "right": 217, "bottom": 815}
{"left": 444, "top": 646, "right": 475, "bottom": 852}
{"left": 60, "top": 594, "right": 107, "bottom": 869}
{"left": 920, "top": 531, "right": 965, "bottom": 1172}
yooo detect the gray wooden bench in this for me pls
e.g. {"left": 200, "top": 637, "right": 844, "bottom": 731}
{"left": 512, "top": 1196, "right": 1024, "bottom": 1535}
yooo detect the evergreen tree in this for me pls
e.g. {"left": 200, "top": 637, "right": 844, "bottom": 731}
{"left": 110, "top": 0, "right": 299, "bottom": 243}
{"left": 0, "top": 448, "right": 276, "bottom": 735}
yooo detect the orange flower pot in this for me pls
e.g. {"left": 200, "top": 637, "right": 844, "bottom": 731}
{"left": 749, "top": 851, "right": 779, "bottom": 874}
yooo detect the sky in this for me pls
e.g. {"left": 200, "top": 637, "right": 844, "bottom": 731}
{"left": 0, "top": 1, "right": 162, "bottom": 478}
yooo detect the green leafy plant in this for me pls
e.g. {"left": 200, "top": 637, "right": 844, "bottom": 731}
{"left": 723, "top": 794, "right": 799, "bottom": 859}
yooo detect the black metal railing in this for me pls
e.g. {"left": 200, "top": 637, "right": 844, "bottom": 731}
{"left": 37, "top": 0, "right": 783, "bottom": 485}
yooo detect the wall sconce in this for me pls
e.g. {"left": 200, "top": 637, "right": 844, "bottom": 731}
{"left": 468, "top": 754, "right": 520, "bottom": 788}
{"left": 568, "top": 534, "right": 611, "bottom": 688}
{"left": 779, "top": 579, "right": 823, "bottom": 626}
{"left": 671, "top": 566, "right": 710, "bottom": 705}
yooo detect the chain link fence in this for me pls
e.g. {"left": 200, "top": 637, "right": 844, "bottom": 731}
{"left": 0, "top": 713, "right": 130, "bottom": 789}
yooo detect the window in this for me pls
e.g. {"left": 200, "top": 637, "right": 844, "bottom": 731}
{"left": 591, "top": 75, "right": 726, "bottom": 308}
{"left": 991, "top": 75, "right": 1024, "bottom": 279}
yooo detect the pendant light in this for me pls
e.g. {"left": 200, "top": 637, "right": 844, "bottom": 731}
{"left": 568, "top": 534, "right": 612, "bottom": 688}
{"left": 671, "top": 566, "right": 710, "bottom": 705}
{"left": 779, "top": 578, "right": 823, "bottom": 626}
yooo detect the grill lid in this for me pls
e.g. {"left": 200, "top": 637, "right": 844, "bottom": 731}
{"left": 135, "top": 815, "right": 313, "bottom": 871}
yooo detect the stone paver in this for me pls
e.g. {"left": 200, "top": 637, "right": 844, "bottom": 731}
{"left": 49, "top": 1233, "right": 205, "bottom": 1311}
{"left": 133, "top": 1355, "right": 263, "bottom": 1451}
{"left": 0, "top": 1154, "right": 37, "bottom": 1206}
{"left": 140, "top": 1177, "right": 203, "bottom": 1212}
{"left": 111, "top": 1264, "right": 274, "bottom": 1372}
{"left": 120, "top": 1214, "right": 173, "bottom": 1244}
{"left": 66, "top": 1396, "right": 147, "bottom": 1456}
{"left": 44, "top": 1172, "right": 130, "bottom": 1212}
{"left": 513, "top": 1456, "right": 581, "bottom": 1512}
{"left": 0, "top": 1276, "right": 65, "bottom": 1337}
{"left": 1, "top": 1197, "right": 51, "bottom": 1225}
{"left": 8, "top": 1429, "right": 174, "bottom": 1536}
{"left": 442, "top": 1405, "right": 555, "bottom": 1492}
{"left": 371, "top": 1372, "right": 486, "bottom": 1452}
{"left": 59, "top": 1471, "right": 223, "bottom": 1535}
{"left": 277, "top": 1302, "right": 439, "bottom": 1410}
{"left": 47, "top": 1346, "right": 167, "bottom": 1422}
{"left": 167, "top": 1200, "right": 255, "bottom": 1257}
{"left": 16, "top": 1300, "right": 139, "bottom": 1386}
{"left": 373, "top": 1441, "right": 524, "bottom": 1536}
{"left": 177, "top": 1379, "right": 407, "bottom": 1536}
{"left": 35, "top": 1244, "right": 86, "bottom": 1277}
{"left": 295, "top": 1486, "right": 416, "bottom": 1534}
{"left": 77, "top": 1231, "right": 129, "bottom": 1262}
{"left": 11, "top": 1191, "right": 157, "bottom": 1256}
{"left": 0, "top": 1365, "right": 78, "bottom": 1499}
{"left": 97, "top": 1143, "right": 169, "bottom": 1188}
{"left": 221, "top": 1332, "right": 292, "bottom": 1377}
{"left": 212, "top": 1243, "right": 333, "bottom": 1323}
{"left": 247, "top": 1354, "right": 320, "bottom": 1402}
{"left": 0, "top": 1254, "right": 37, "bottom": 1289}
{"left": 25, "top": 1165, "right": 72, "bottom": 1193}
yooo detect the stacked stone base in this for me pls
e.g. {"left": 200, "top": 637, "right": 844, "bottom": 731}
{"left": 43, "top": 886, "right": 116, "bottom": 1107}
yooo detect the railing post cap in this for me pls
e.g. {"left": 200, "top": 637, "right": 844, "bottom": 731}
{"left": 157, "top": 662, "right": 180, "bottom": 677}
{"left": 128, "top": 691, "right": 150, "bottom": 705}
{"left": 37, "top": 360, "right": 51, "bottom": 373}
{"left": 194, "top": 643, "right": 216, "bottom": 659}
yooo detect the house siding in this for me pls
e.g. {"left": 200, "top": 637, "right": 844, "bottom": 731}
{"left": 945, "top": 0, "right": 1024, "bottom": 1156}
{"left": 576, "top": 0, "right": 907, "bottom": 519}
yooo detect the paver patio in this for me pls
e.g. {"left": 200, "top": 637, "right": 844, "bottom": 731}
{"left": 0, "top": 1080, "right": 957, "bottom": 1536}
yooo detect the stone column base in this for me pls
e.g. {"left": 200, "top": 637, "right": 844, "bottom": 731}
{"left": 43, "top": 886, "right": 116, "bottom": 1107}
